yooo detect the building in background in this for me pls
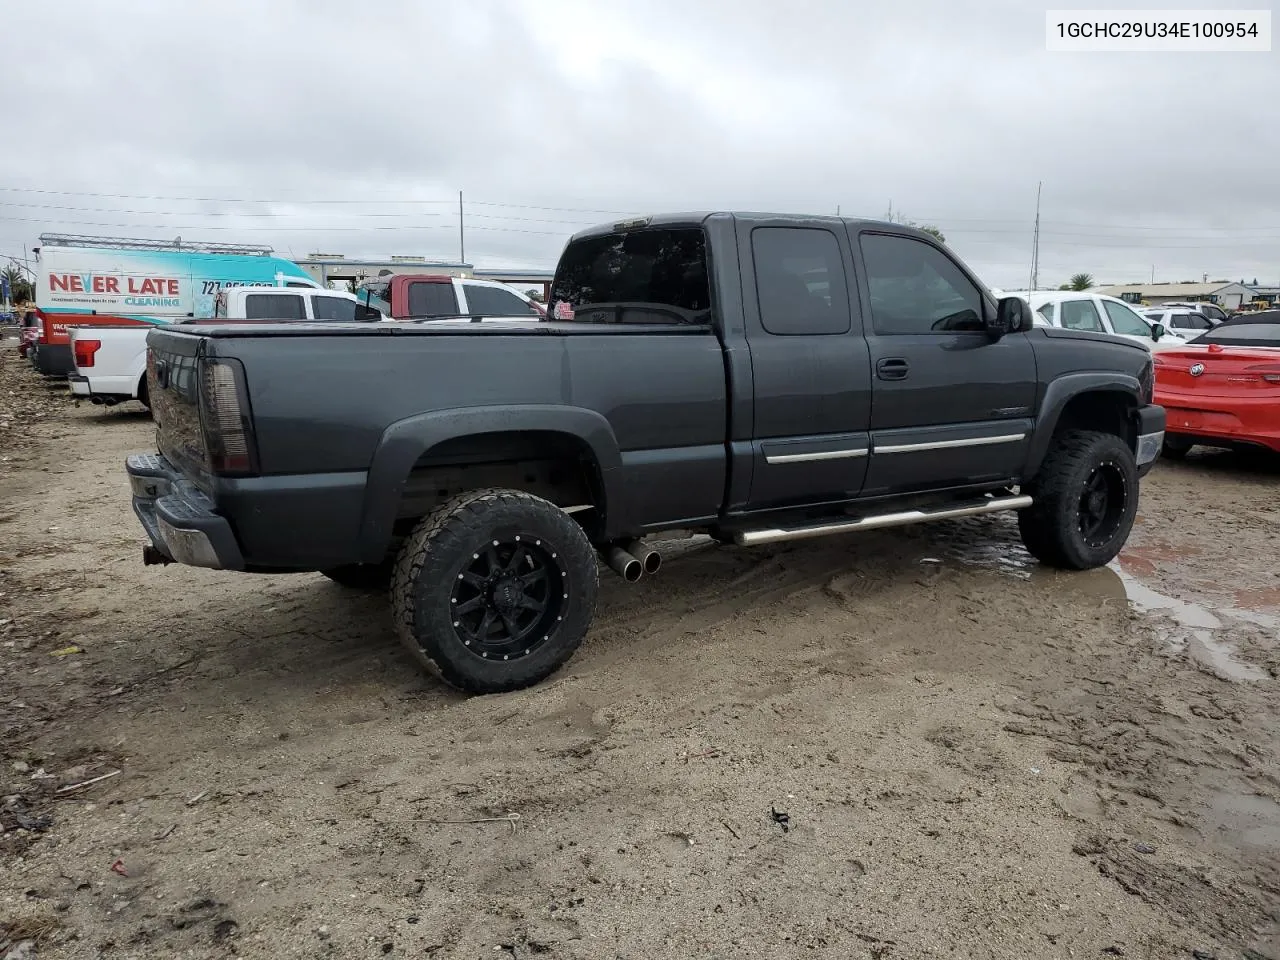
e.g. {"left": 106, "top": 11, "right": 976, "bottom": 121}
{"left": 1097, "top": 281, "right": 1256, "bottom": 309}
{"left": 295, "top": 256, "right": 555, "bottom": 301}
{"left": 296, "top": 253, "right": 472, "bottom": 290}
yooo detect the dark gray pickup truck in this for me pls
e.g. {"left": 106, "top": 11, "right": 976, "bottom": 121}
{"left": 126, "top": 212, "right": 1165, "bottom": 693}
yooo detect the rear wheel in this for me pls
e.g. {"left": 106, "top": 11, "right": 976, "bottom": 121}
{"left": 1018, "top": 429, "right": 1139, "bottom": 570}
{"left": 391, "top": 489, "right": 599, "bottom": 694}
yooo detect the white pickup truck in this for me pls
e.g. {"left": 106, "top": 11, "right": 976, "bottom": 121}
{"left": 68, "top": 287, "right": 383, "bottom": 410}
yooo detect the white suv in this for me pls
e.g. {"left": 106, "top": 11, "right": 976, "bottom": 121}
{"left": 999, "top": 290, "right": 1187, "bottom": 351}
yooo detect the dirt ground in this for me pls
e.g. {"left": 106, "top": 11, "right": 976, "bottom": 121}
{"left": 1, "top": 344, "right": 1278, "bottom": 960}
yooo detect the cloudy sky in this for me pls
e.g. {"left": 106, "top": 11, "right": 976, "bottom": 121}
{"left": 3, "top": 0, "right": 1277, "bottom": 288}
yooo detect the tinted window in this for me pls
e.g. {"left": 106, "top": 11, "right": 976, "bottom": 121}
{"left": 463, "top": 284, "right": 540, "bottom": 317}
{"left": 244, "top": 294, "right": 305, "bottom": 320}
{"left": 1197, "top": 315, "right": 1280, "bottom": 346}
{"left": 311, "top": 296, "right": 358, "bottom": 321}
{"left": 1204, "top": 304, "right": 1227, "bottom": 321}
{"left": 1102, "top": 299, "right": 1151, "bottom": 336}
{"left": 1036, "top": 302, "right": 1056, "bottom": 323}
{"left": 1059, "top": 299, "right": 1105, "bottom": 332}
{"left": 406, "top": 281, "right": 459, "bottom": 317}
{"left": 860, "top": 234, "right": 983, "bottom": 335}
{"left": 1176, "top": 313, "right": 1211, "bottom": 330}
{"left": 751, "top": 227, "right": 850, "bottom": 335}
{"left": 548, "top": 227, "right": 709, "bottom": 322}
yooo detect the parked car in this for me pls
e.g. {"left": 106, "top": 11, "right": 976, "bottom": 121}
{"left": 1000, "top": 290, "right": 1185, "bottom": 350}
{"left": 1140, "top": 307, "right": 1216, "bottom": 341}
{"left": 355, "top": 275, "right": 547, "bottom": 320}
{"left": 1149, "top": 301, "right": 1230, "bottom": 324}
{"left": 126, "top": 212, "right": 1164, "bottom": 694}
{"left": 1154, "top": 309, "right": 1280, "bottom": 458}
{"left": 29, "top": 234, "right": 319, "bottom": 377}
{"left": 67, "top": 288, "right": 383, "bottom": 411}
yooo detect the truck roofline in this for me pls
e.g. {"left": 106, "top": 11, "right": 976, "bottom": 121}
{"left": 566, "top": 211, "right": 944, "bottom": 245}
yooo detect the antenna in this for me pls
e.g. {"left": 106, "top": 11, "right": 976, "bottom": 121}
{"left": 1027, "top": 181, "right": 1042, "bottom": 292}
{"left": 458, "top": 190, "right": 466, "bottom": 264}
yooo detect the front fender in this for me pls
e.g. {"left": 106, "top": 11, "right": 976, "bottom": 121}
{"left": 1025, "top": 373, "right": 1141, "bottom": 477}
{"left": 356, "top": 404, "right": 623, "bottom": 562}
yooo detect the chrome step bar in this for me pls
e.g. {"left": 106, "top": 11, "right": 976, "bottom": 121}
{"left": 733, "top": 494, "right": 1033, "bottom": 547}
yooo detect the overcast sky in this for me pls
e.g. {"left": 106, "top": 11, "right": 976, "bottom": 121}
{"left": 3, "top": 0, "right": 1277, "bottom": 288}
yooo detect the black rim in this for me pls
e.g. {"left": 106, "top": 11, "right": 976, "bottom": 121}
{"left": 449, "top": 535, "right": 566, "bottom": 661}
{"left": 1077, "top": 461, "right": 1128, "bottom": 547}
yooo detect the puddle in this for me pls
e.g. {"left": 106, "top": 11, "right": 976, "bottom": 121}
{"left": 1204, "top": 789, "right": 1280, "bottom": 853}
{"left": 912, "top": 515, "right": 1270, "bottom": 683}
{"left": 1112, "top": 566, "right": 1269, "bottom": 682}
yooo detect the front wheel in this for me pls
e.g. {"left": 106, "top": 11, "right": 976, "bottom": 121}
{"left": 1018, "top": 429, "right": 1139, "bottom": 570}
{"left": 391, "top": 489, "right": 599, "bottom": 694}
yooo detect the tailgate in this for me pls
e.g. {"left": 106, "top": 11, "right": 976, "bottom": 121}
{"left": 147, "top": 329, "right": 210, "bottom": 485}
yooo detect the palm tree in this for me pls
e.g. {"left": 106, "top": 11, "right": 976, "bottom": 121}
{"left": 1067, "top": 273, "right": 1094, "bottom": 291}
{"left": 2, "top": 265, "right": 32, "bottom": 303}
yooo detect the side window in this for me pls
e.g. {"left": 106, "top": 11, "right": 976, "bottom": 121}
{"left": 1036, "top": 302, "right": 1056, "bottom": 324}
{"left": 751, "top": 227, "right": 850, "bottom": 335}
{"left": 463, "top": 284, "right": 540, "bottom": 316}
{"left": 1059, "top": 299, "right": 1105, "bottom": 332}
{"left": 243, "top": 294, "right": 305, "bottom": 320}
{"left": 1101, "top": 299, "right": 1152, "bottom": 336}
{"left": 1184, "top": 313, "right": 1211, "bottom": 330}
{"left": 859, "top": 233, "right": 983, "bottom": 335}
{"left": 310, "top": 296, "right": 358, "bottom": 321}
{"left": 406, "top": 281, "right": 459, "bottom": 317}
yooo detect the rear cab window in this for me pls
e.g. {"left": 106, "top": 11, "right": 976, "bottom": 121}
{"left": 406, "top": 281, "right": 459, "bottom": 317}
{"left": 549, "top": 226, "right": 711, "bottom": 324}
{"left": 243, "top": 293, "right": 305, "bottom": 320}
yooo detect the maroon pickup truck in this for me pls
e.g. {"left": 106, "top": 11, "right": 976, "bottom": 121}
{"left": 356, "top": 274, "right": 547, "bottom": 320}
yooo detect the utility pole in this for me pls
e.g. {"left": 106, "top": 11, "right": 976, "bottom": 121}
{"left": 1150, "top": 265, "right": 1155, "bottom": 283}
{"left": 458, "top": 191, "right": 465, "bottom": 264}
{"left": 1027, "top": 181, "right": 1042, "bottom": 292}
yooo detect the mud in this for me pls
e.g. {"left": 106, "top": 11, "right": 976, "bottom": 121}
{"left": 1, "top": 349, "right": 1278, "bottom": 960}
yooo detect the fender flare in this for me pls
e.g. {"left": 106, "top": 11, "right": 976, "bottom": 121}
{"left": 1025, "top": 373, "right": 1141, "bottom": 478}
{"left": 356, "top": 404, "right": 623, "bottom": 562}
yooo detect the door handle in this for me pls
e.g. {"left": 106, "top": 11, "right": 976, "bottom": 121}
{"left": 876, "top": 357, "right": 909, "bottom": 381}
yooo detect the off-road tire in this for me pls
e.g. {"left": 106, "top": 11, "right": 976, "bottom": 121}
{"left": 391, "top": 488, "right": 599, "bottom": 694}
{"left": 1018, "top": 429, "right": 1139, "bottom": 570}
{"left": 321, "top": 562, "right": 394, "bottom": 590}
{"left": 1162, "top": 434, "right": 1192, "bottom": 460}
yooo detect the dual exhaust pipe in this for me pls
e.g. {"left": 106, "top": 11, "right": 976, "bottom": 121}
{"left": 602, "top": 540, "right": 661, "bottom": 583}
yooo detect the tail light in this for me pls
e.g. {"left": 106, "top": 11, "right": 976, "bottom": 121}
{"left": 198, "top": 357, "right": 257, "bottom": 475}
{"left": 1245, "top": 364, "right": 1280, "bottom": 384}
{"left": 1138, "top": 357, "right": 1154, "bottom": 403}
{"left": 35, "top": 309, "right": 50, "bottom": 343}
{"left": 73, "top": 338, "right": 101, "bottom": 369}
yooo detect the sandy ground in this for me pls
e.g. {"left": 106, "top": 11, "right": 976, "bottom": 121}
{"left": 1, "top": 345, "right": 1278, "bottom": 960}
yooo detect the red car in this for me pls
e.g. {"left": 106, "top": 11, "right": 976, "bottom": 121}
{"left": 1153, "top": 310, "right": 1280, "bottom": 457}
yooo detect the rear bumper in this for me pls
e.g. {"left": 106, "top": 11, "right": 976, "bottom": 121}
{"left": 125, "top": 452, "right": 369, "bottom": 571}
{"left": 68, "top": 375, "right": 91, "bottom": 397}
{"left": 126, "top": 453, "right": 245, "bottom": 570}
{"left": 1158, "top": 395, "right": 1280, "bottom": 453}
{"left": 69, "top": 373, "right": 134, "bottom": 402}
{"left": 32, "top": 343, "right": 73, "bottom": 376}
{"left": 1134, "top": 403, "right": 1166, "bottom": 478}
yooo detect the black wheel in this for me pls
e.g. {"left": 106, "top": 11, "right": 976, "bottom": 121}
{"left": 391, "top": 489, "right": 599, "bottom": 694}
{"left": 1162, "top": 434, "right": 1192, "bottom": 460}
{"left": 1018, "top": 429, "right": 1139, "bottom": 570}
{"left": 321, "top": 562, "right": 394, "bottom": 590}
{"left": 137, "top": 377, "right": 151, "bottom": 413}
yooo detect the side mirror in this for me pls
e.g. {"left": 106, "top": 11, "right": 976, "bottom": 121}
{"left": 1151, "top": 322, "right": 1166, "bottom": 342}
{"left": 990, "top": 296, "right": 1030, "bottom": 338}
{"left": 354, "top": 303, "right": 381, "bottom": 322}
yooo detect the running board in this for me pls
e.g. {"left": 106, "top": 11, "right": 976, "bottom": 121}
{"left": 732, "top": 494, "right": 1033, "bottom": 547}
